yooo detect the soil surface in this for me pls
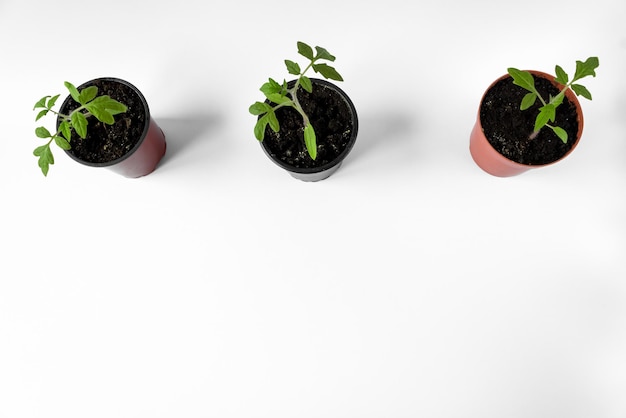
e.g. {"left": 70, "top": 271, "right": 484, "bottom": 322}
{"left": 58, "top": 79, "right": 146, "bottom": 164}
{"left": 480, "top": 75, "right": 579, "bottom": 165}
{"left": 262, "top": 80, "right": 356, "bottom": 169}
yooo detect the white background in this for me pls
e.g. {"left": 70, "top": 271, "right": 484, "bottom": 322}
{"left": 1, "top": 0, "right": 625, "bottom": 417}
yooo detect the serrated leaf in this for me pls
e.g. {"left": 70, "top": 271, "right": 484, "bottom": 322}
{"left": 507, "top": 68, "right": 536, "bottom": 93}
{"left": 312, "top": 63, "right": 343, "bottom": 81}
{"left": 520, "top": 93, "right": 537, "bottom": 110}
{"left": 285, "top": 59, "right": 301, "bottom": 75}
{"left": 33, "top": 145, "right": 48, "bottom": 157}
{"left": 314, "top": 46, "right": 335, "bottom": 62}
{"left": 59, "top": 120, "right": 72, "bottom": 141}
{"left": 300, "top": 75, "right": 313, "bottom": 93}
{"left": 571, "top": 84, "right": 592, "bottom": 100}
{"left": 254, "top": 115, "right": 269, "bottom": 141}
{"left": 105, "top": 101, "right": 127, "bottom": 116}
{"left": 249, "top": 101, "right": 269, "bottom": 115}
{"left": 554, "top": 65, "right": 569, "bottom": 85}
{"left": 535, "top": 105, "right": 555, "bottom": 132}
{"left": 47, "top": 94, "right": 61, "bottom": 109}
{"left": 304, "top": 124, "right": 317, "bottom": 160}
{"left": 267, "top": 109, "right": 279, "bottom": 132}
{"left": 86, "top": 103, "right": 115, "bottom": 124}
{"left": 38, "top": 157, "right": 50, "bottom": 176}
{"left": 552, "top": 126, "right": 568, "bottom": 143}
{"left": 71, "top": 111, "right": 88, "bottom": 138}
{"left": 35, "top": 144, "right": 54, "bottom": 176}
{"left": 35, "top": 109, "right": 49, "bottom": 121}
{"left": 78, "top": 86, "right": 98, "bottom": 104}
{"left": 90, "top": 96, "right": 127, "bottom": 116}
{"left": 260, "top": 79, "right": 282, "bottom": 96}
{"left": 54, "top": 136, "right": 71, "bottom": 150}
{"left": 266, "top": 93, "right": 290, "bottom": 105}
{"left": 297, "top": 41, "right": 314, "bottom": 60}
{"left": 573, "top": 57, "right": 599, "bottom": 81}
{"left": 99, "top": 111, "right": 115, "bottom": 125}
{"left": 35, "top": 126, "right": 51, "bottom": 138}
{"left": 64, "top": 81, "right": 81, "bottom": 103}
{"left": 551, "top": 93, "right": 565, "bottom": 107}
{"left": 34, "top": 96, "right": 50, "bottom": 110}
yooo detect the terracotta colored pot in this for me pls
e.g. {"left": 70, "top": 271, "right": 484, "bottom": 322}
{"left": 469, "top": 70, "right": 584, "bottom": 177}
{"left": 58, "top": 78, "right": 166, "bottom": 178}
{"left": 260, "top": 78, "right": 358, "bottom": 182}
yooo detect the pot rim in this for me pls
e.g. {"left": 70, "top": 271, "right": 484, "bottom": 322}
{"left": 58, "top": 77, "right": 151, "bottom": 168}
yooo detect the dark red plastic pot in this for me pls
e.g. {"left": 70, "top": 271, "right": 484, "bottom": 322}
{"left": 57, "top": 77, "right": 166, "bottom": 178}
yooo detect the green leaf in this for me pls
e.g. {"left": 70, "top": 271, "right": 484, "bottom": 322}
{"left": 312, "top": 63, "right": 343, "bottom": 81}
{"left": 299, "top": 75, "right": 313, "bottom": 93}
{"left": 38, "top": 157, "right": 50, "bottom": 176}
{"left": 254, "top": 115, "right": 269, "bottom": 141}
{"left": 571, "top": 84, "right": 592, "bottom": 100}
{"left": 59, "top": 120, "right": 72, "bottom": 141}
{"left": 64, "top": 81, "right": 81, "bottom": 103}
{"left": 47, "top": 94, "right": 60, "bottom": 109}
{"left": 85, "top": 102, "right": 115, "bottom": 124}
{"left": 520, "top": 92, "right": 537, "bottom": 110}
{"left": 266, "top": 93, "right": 291, "bottom": 105}
{"left": 35, "top": 126, "right": 51, "bottom": 138}
{"left": 573, "top": 57, "right": 599, "bottom": 81}
{"left": 91, "top": 96, "right": 127, "bottom": 115}
{"left": 551, "top": 126, "right": 568, "bottom": 143}
{"left": 550, "top": 93, "right": 565, "bottom": 107}
{"left": 285, "top": 59, "right": 301, "bottom": 75}
{"left": 314, "top": 46, "right": 335, "bottom": 62}
{"left": 78, "top": 86, "right": 98, "bottom": 104}
{"left": 507, "top": 68, "right": 536, "bottom": 93}
{"left": 35, "top": 109, "right": 49, "bottom": 121}
{"left": 34, "top": 144, "right": 54, "bottom": 176}
{"left": 249, "top": 101, "right": 270, "bottom": 115}
{"left": 554, "top": 65, "right": 569, "bottom": 85}
{"left": 535, "top": 104, "right": 556, "bottom": 132}
{"left": 297, "top": 41, "right": 314, "bottom": 60}
{"left": 71, "top": 111, "right": 88, "bottom": 138}
{"left": 34, "top": 96, "right": 50, "bottom": 110}
{"left": 33, "top": 144, "right": 48, "bottom": 156}
{"left": 267, "top": 109, "right": 279, "bottom": 132}
{"left": 260, "top": 78, "right": 282, "bottom": 96}
{"left": 304, "top": 123, "right": 317, "bottom": 160}
{"left": 54, "top": 135, "right": 71, "bottom": 150}
{"left": 105, "top": 101, "right": 127, "bottom": 115}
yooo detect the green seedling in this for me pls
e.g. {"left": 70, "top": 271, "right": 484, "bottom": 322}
{"left": 249, "top": 41, "right": 344, "bottom": 160}
{"left": 507, "top": 56, "right": 599, "bottom": 143}
{"left": 33, "top": 81, "right": 127, "bottom": 176}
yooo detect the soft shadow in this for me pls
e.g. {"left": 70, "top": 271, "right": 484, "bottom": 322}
{"left": 156, "top": 114, "right": 223, "bottom": 166}
{"left": 349, "top": 111, "right": 417, "bottom": 162}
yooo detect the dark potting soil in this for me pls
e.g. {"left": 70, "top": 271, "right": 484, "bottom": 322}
{"left": 480, "top": 75, "right": 579, "bottom": 165}
{"left": 262, "top": 82, "right": 355, "bottom": 169}
{"left": 59, "top": 79, "right": 146, "bottom": 164}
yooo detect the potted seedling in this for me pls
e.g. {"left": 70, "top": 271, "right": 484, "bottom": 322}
{"left": 249, "top": 41, "right": 358, "bottom": 181}
{"left": 469, "top": 57, "right": 599, "bottom": 177}
{"left": 33, "top": 78, "right": 166, "bottom": 178}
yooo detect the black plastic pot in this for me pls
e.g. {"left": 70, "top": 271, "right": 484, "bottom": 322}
{"left": 57, "top": 77, "right": 166, "bottom": 178}
{"left": 259, "top": 78, "right": 358, "bottom": 182}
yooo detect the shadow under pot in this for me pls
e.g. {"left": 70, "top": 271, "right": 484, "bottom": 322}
{"left": 469, "top": 70, "right": 583, "bottom": 177}
{"left": 259, "top": 78, "right": 358, "bottom": 182}
{"left": 57, "top": 77, "right": 166, "bottom": 178}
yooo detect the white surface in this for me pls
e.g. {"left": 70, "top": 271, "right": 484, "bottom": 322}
{"left": 1, "top": 1, "right": 625, "bottom": 417}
